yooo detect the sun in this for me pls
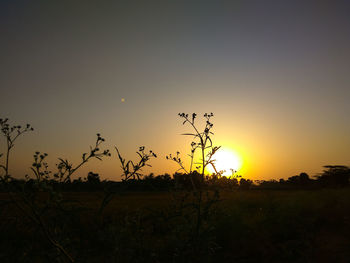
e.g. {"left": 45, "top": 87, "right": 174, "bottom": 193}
{"left": 206, "top": 148, "right": 242, "bottom": 176}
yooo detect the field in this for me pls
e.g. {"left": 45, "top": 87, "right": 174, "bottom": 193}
{"left": 1, "top": 188, "right": 350, "bottom": 262}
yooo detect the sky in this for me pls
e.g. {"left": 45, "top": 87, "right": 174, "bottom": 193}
{"left": 1, "top": 0, "right": 350, "bottom": 181}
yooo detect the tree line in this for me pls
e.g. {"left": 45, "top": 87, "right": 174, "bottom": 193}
{"left": 1, "top": 165, "right": 349, "bottom": 192}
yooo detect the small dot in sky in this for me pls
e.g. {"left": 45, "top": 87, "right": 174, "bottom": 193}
{"left": 121, "top": 98, "right": 125, "bottom": 102}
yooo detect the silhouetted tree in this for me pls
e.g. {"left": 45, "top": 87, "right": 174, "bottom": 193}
{"left": 87, "top": 171, "right": 100, "bottom": 184}
{"left": 315, "top": 165, "right": 350, "bottom": 187}
{"left": 286, "top": 172, "right": 312, "bottom": 188}
{"left": 257, "top": 179, "right": 281, "bottom": 189}
{"left": 239, "top": 178, "right": 253, "bottom": 190}
{"left": 299, "top": 172, "right": 310, "bottom": 183}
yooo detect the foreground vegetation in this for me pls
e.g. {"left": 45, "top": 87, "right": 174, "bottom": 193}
{"left": 1, "top": 115, "right": 350, "bottom": 262}
{"left": 1, "top": 188, "right": 350, "bottom": 262}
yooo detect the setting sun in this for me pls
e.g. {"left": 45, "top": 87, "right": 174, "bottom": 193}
{"left": 206, "top": 148, "right": 243, "bottom": 176}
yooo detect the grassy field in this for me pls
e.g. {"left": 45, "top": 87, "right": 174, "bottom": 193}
{"left": 1, "top": 188, "right": 350, "bottom": 262}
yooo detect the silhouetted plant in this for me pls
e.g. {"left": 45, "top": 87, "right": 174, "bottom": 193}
{"left": 97, "top": 147, "right": 158, "bottom": 215}
{"left": 54, "top": 134, "right": 111, "bottom": 183}
{"left": 0, "top": 118, "right": 33, "bottom": 181}
{"left": 116, "top": 146, "right": 157, "bottom": 181}
{"left": 166, "top": 112, "right": 223, "bottom": 247}
{"left": 1, "top": 118, "right": 111, "bottom": 262}
{"left": 30, "top": 151, "right": 50, "bottom": 181}
{"left": 21, "top": 134, "right": 110, "bottom": 262}
{"left": 174, "top": 115, "right": 217, "bottom": 174}
{"left": 167, "top": 113, "right": 221, "bottom": 190}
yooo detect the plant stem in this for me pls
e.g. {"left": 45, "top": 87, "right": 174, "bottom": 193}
{"left": 5, "top": 140, "right": 11, "bottom": 178}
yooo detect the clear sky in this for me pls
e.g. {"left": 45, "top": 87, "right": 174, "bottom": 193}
{"left": 1, "top": 0, "right": 350, "bottom": 181}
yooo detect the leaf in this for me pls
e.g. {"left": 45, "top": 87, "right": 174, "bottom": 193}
{"left": 207, "top": 137, "right": 213, "bottom": 147}
{"left": 136, "top": 152, "right": 143, "bottom": 159}
{"left": 181, "top": 133, "right": 197, "bottom": 136}
{"left": 30, "top": 167, "right": 37, "bottom": 176}
{"left": 126, "top": 161, "right": 131, "bottom": 172}
{"left": 115, "top": 147, "right": 124, "bottom": 164}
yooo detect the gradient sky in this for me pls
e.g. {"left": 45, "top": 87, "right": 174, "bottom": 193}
{"left": 1, "top": 0, "right": 350, "bottom": 181}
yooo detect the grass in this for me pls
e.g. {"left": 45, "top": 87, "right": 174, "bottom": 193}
{"left": 1, "top": 188, "right": 350, "bottom": 262}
